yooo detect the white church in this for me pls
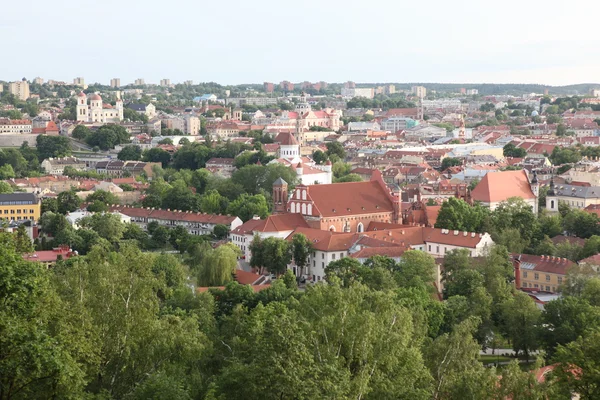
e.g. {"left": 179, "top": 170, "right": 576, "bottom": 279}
{"left": 76, "top": 91, "right": 124, "bottom": 123}
{"left": 269, "top": 131, "right": 333, "bottom": 185}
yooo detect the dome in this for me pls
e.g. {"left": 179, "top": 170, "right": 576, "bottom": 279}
{"left": 77, "top": 91, "right": 86, "bottom": 97}
{"left": 325, "top": 160, "right": 332, "bottom": 165}
{"left": 531, "top": 110, "right": 539, "bottom": 117}
{"left": 90, "top": 94, "right": 102, "bottom": 101}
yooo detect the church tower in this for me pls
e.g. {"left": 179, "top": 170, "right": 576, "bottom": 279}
{"left": 76, "top": 91, "right": 88, "bottom": 122}
{"left": 115, "top": 94, "right": 124, "bottom": 121}
{"left": 272, "top": 177, "right": 288, "bottom": 214}
{"left": 530, "top": 171, "right": 539, "bottom": 214}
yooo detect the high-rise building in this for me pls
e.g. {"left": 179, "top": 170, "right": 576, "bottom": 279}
{"left": 344, "top": 81, "right": 356, "bottom": 89}
{"left": 411, "top": 86, "right": 427, "bottom": 98}
{"left": 184, "top": 80, "right": 193, "bottom": 86}
{"left": 73, "top": 77, "right": 86, "bottom": 88}
{"left": 279, "top": 81, "right": 294, "bottom": 91}
{"left": 263, "top": 82, "right": 274, "bottom": 93}
{"left": 385, "top": 84, "right": 395, "bottom": 95}
{"left": 33, "top": 77, "right": 44, "bottom": 85}
{"left": 9, "top": 80, "right": 30, "bottom": 100}
{"left": 160, "top": 79, "right": 171, "bottom": 87}
{"left": 184, "top": 115, "right": 200, "bottom": 135}
{"left": 110, "top": 78, "right": 121, "bottom": 88}
{"left": 134, "top": 78, "right": 145, "bottom": 86}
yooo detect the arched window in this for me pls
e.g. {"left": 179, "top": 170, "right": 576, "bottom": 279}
{"left": 302, "top": 190, "right": 307, "bottom": 200}
{"left": 290, "top": 203, "right": 296, "bottom": 213}
{"left": 329, "top": 225, "right": 336, "bottom": 232}
{"left": 357, "top": 222, "right": 364, "bottom": 233}
{"left": 301, "top": 203, "right": 307, "bottom": 215}
{"left": 307, "top": 204, "right": 312, "bottom": 215}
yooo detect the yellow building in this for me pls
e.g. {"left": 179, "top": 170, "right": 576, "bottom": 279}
{"left": 0, "top": 193, "right": 41, "bottom": 222}
{"left": 515, "top": 254, "right": 573, "bottom": 294}
{"left": 8, "top": 80, "right": 30, "bottom": 101}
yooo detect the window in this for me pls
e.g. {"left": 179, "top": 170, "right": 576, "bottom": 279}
{"left": 534, "top": 273, "right": 539, "bottom": 280}
{"left": 428, "top": 245, "right": 431, "bottom": 251}
{"left": 436, "top": 246, "right": 439, "bottom": 253}
{"left": 340, "top": 253, "right": 343, "bottom": 258}
{"left": 322, "top": 253, "right": 324, "bottom": 259}
{"left": 534, "top": 284, "right": 539, "bottom": 288}
{"left": 10, "top": 210, "right": 14, "bottom": 214}
{"left": 546, "top": 286, "right": 550, "bottom": 291}
{"left": 546, "top": 274, "right": 551, "bottom": 281}
{"left": 321, "top": 262, "right": 324, "bottom": 269}
{"left": 523, "top": 271, "right": 528, "bottom": 278}
{"left": 558, "top": 277, "right": 563, "bottom": 284}
{"left": 332, "top": 254, "right": 336, "bottom": 260}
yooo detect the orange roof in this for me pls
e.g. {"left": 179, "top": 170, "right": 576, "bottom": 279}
{"left": 45, "top": 121, "right": 59, "bottom": 131}
{"left": 301, "top": 180, "right": 395, "bottom": 218}
{"left": 197, "top": 284, "right": 271, "bottom": 293}
{"left": 275, "top": 131, "right": 298, "bottom": 146}
{"left": 232, "top": 213, "right": 309, "bottom": 234}
{"left": 471, "top": 170, "right": 535, "bottom": 203}
{"left": 350, "top": 246, "right": 408, "bottom": 259}
{"left": 514, "top": 253, "right": 574, "bottom": 275}
{"left": 287, "top": 227, "right": 358, "bottom": 252}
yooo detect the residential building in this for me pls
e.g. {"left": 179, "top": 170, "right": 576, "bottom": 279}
{"left": 348, "top": 121, "right": 381, "bottom": 132}
{"left": 270, "top": 132, "right": 332, "bottom": 185}
{"left": 110, "top": 78, "right": 121, "bottom": 88}
{"left": 341, "top": 87, "right": 374, "bottom": 99}
{"left": 230, "top": 213, "right": 309, "bottom": 260}
{"left": 205, "top": 158, "right": 236, "bottom": 177}
{"left": 225, "top": 97, "right": 278, "bottom": 107}
{"left": 95, "top": 160, "right": 160, "bottom": 178}
{"left": 263, "top": 82, "right": 274, "bottom": 92}
{"left": 471, "top": 170, "right": 538, "bottom": 213}
{"left": 76, "top": 92, "right": 124, "bottom": 123}
{"left": 184, "top": 80, "right": 193, "bottom": 85}
{"left": 127, "top": 103, "right": 156, "bottom": 119}
{"left": 514, "top": 254, "right": 573, "bottom": 293}
{"left": 9, "top": 80, "right": 30, "bottom": 100}
{"left": 184, "top": 115, "right": 200, "bottom": 135}
{"left": 385, "top": 84, "right": 396, "bottom": 95}
{"left": 466, "top": 89, "right": 479, "bottom": 95}
{"left": 23, "top": 245, "right": 77, "bottom": 265}
{"left": 73, "top": 77, "right": 86, "bottom": 88}
{"left": 381, "top": 117, "right": 418, "bottom": 132}
{"left": 0, "top": 119, "right": 32, "bottom": 134}
{"left": 193, "top": 94, "right": 218, "bottom": 103}
{"left": 160, "top": 79, "right": 171, "bottom": 86}
{"left": 0, "top": 193, "right": 41, "bottom": 222}
{"left": 162, "top": 116, "right": 185, "bottom": 132}
{"left": 134, "top": 78, "right": 145, "bottom": 85}
{"left": 33, "top": 77, "right": 43, "bottom": 85}
{"left": 280, "top": 81, "right": 294, "bottom": 91}
{"left": 108, "top": 205, "right": 242, "bottom": 236}
{"left": 411, "top": 86, "right": 427, "bottom": 98}
{"left": 41, "top": 157, "right": 86, "bottom": 175}
{"left": 546, "top": 180, "right": 600, "bottom": 212}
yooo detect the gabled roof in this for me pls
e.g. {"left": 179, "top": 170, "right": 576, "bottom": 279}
{"left": 275, "top": 131, "right": 298, "bottom": 146}
{"left": 514, "top": 253, "right": 574, "bottom": 275}
{"left": 302, "top": 180, "right": 395, "bottom": 217}
{"left": 471, "top": 170, "right": 535, "bottom": 203}
{"left": 287, "top": 227, "right": 358, "bottom": 252}
{"left": 232, "top": 213, "right": 308, "bottom": 235}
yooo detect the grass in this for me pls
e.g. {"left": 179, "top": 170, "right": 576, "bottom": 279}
{"left": 479, "top": 355, "right": 514, "bottom": 364}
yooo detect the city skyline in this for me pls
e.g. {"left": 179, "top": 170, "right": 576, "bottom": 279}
{"left": 2, "top": 0, "right": 600, "bottom": 86}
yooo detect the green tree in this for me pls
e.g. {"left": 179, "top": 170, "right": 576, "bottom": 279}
{"left": 553, "top": 329, "right": 600, "bottom": 399}
{"left": 325, "top": 141, "right": 346, "bottom": 159}
{"left": 71, "top": 125, "right": 91, "bottom": 140}
{"left": 117, "top": 145, "right": 142, "bottom": 161}
{"left": 441, "top": 157, "right": 462, "bottom": 170}
{"left": 86, "top": 189, "right": 120, "bottom": 206}
{"left": 200, "top": 189, "right": 228, "bottom": 214}
{"left": 85, "top": 124, "right": 130, "bottom": 150}
{"left": 36, "top": 135, "right": 71, "bottom": 160}
{"left": 261, "top": 237, "right": 291, "bottom": 275}
{"left": 198, "top": 244, "right": 238, "bottom": 286}
{"left": 78, "top": 213, "right": 125, "bottom": 245}
{"left": 225, "top": 193, "right": 269, "bottom": 221}
{"left": 503, "top": 143, "right": 527, "bottom": 158}
{"left": 291, "top": 233, "right": 312, "bottom": 275}
{"left": 435, "top": 197, "right": 489, "bottom": 232}
{"left": 0, "top": 164, "right": 15, "bottom": 180}
{"left": 501, "top": 291, "right": 541, "bottom": 360}
{"left": 213, "top": 224, "right": 230, "bottom": 240}
{"left": 142, "top": 148, "right": 171, "bottom": 167}
{"left": 57, "top": 190, "right": 81, "bottom": 214}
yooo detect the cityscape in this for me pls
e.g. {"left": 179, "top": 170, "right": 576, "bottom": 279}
{"left": 4, "top": 0, "right": 600, "bottom": 398}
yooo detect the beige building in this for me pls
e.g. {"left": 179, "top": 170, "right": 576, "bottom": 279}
{"left": 0, "top": 119, "right": 32, "bottom": 134}
{"left": 160, "top": 79, "right": 171, "bottom": 87}
{"left": 110, "top": 78, "right": 121, "bottom": 88}
{"left": 546, "top": 181, "right": 600, "bottom": 211}
{"left": 9, "top": 80, "right": 30, "bottom": 100}
{"left": 73, "top": 77, "right": 86, "bottom": 89}
{"left": 134, "top": 78, "right": 145, "bottom": 85}
{"left": 163, "top": 117, "right": 185, "bottom": 132}
{"left": 184, "top": 115, "right": 200, "bottom": 135}
{"left": 33, "top": 77, "right": 44, "bottom": 85}
{"left": 411, "top": 85, "right": 427, "bottom": 98}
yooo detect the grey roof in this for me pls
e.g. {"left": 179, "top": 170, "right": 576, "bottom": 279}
{"left": 0, "top": 193, "right": 38, "bottom": 205}
{"left": 273, "top": 177, "right": 287, "bottom": 185}
{"left": 551, "top": 184, "right": 600, "bottom": 199}
{"left": 127, "top": 104, "right": 147, "bottom": 112}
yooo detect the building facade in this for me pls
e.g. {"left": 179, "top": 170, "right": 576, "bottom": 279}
{"left": 76, "top": 92, "right": 124, "bottom": 123}
{"left": 0, "top": 193, "right": 41, "bottom": 222}
{"left": 9, "top": 80, "right": 30, "bottom": 100}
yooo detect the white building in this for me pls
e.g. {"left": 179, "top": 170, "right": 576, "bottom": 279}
{"left": 341, "top": 87, "right": 374, "bottom": 99}
{"left": 76, "top": 92, "right": 124, "bottom": 123}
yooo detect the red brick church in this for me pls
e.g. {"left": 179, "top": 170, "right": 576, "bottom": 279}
{"left": 273, "top": 170, "right": 401, "bottom": 233}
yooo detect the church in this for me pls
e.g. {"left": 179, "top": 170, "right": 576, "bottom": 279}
{"left": 273, "top": 169, "right": 401, "bottom": 233}
{"left": 76, "top": 91, "right": 124, "bottom": 123}
{"left": 269, "top": 131, "right": 333, "bottom": 185}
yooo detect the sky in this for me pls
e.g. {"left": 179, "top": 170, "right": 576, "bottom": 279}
{"left": 3, "top": 0, "right": 600, "bottom": 86}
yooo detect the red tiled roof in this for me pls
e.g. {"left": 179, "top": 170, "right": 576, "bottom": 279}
{"left": 287, "top": 227, "right": 358, "bottom": 252}
{"left": 275, "top": 131, "right": 298, "bottom": 145}
{"left": 232, "top": 213, "right": 309, "bottom": 234}
{"left": 350, "top": 246, "right": 408, "bottom": 259}
{"left": 471, "top": 170, "right": 535, "bottom": 203}
{"left": 515, "top": 253, "right": 574, "bottom": 274}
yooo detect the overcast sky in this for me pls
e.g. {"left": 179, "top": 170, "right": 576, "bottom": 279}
{"left": 3, "top": 0, "right": 599, "bottom": 86}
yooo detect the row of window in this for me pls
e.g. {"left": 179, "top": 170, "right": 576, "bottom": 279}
{"left": 522, "top": 271, "right": 561, "bottom": 283}
{"left": 2, "top": 216, "right": 35, "bottom": 221}
{"left": 522, "top": 282, "right": 556, "bottom": 292}
{"left": 2, "top": 209, "right": 36, "bottom": 215}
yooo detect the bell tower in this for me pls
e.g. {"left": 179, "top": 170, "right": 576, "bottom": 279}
{"left": 272, "top": 177, "right": 288, "bottom": 214}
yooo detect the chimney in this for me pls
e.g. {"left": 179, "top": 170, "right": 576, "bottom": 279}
{"left": 514, "top": 255, "right": 522, "bottom": 289}
{"left": 454, "top": 230, "right": 459, "bottom": 236}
